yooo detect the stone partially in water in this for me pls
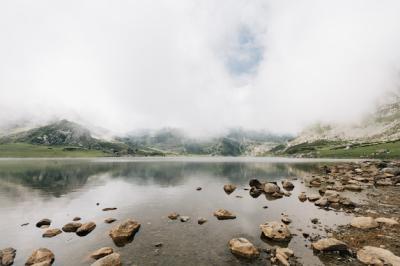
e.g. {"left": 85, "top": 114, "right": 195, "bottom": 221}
{"left": 223, "top": 184, "right": 237, "bottom": 194}
{"left": 260, "top": 221, "right": 291, "bottom": 242}
{"left": 91, "top": 253, "right": 121, "bottom": 266}
{"left": 25, "top": 248, "right": 54, "bottom": 266}
{"left": 213, "top": 209, "right": 236, "bottom": 220}
{"left": 76, "top": 222, "right": 96, "bottom": 236}
{"left": 228, "top": 238, "right": 259, "bottom": 258}
{"left": 36, "top": 219, "right": 51, "bottom": 228}
{"left": 311, "top": 238, "right": 348, "bottom": 252}
{"left": 198, "top": 218, "right": 207, "bottom": 225}
{"left": 168, "top": 213, "right": 179, "bottom": 220}
{"left": 357, "top": 246, "right": 400, "bottom": 265}
{"left": 263, "top": 183, "right": 281, "bottom": 194}
{"left": 350, "top": 217, "right": 379, "bottom": 229}
{"left": 307, "top": 194, "right": 321, "bottom": 202}
{"left": 109, "top": 219, "right": 141, "bottom": 247}
{"left": 102, "top": 208, "right": 117, "bottom": 211}
{"left": 72, "top": 217, "right": 81, "bottom": 221}
{"left": 62, "top": 222, "right": 82, "bottom": 232}
{"left": 90, "top": 247, "right": 114, "bottom": 260}
{"left": 0, "top": 247, "right": 16, "bottom": 266}
{"left": 42, "top": 228, "right": 62, "bottom": 238}
{"left": 249, "top": 179, "right": 263, "bottom": 189}
{"left": 298, "top": 192, "right": 307, "bottom": 202}
{"left": 282, "top": 180, "right": 294, "bottom": 190}
{"left": 180, "top": 216, "right": 190, "bottom": 222}
{"left": 275, "top": 247, "right": 294, "bottom": 266}
{"left": 104, "top": 218, "right": 117, "bottom": 224}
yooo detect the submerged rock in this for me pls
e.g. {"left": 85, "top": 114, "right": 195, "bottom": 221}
{"left": 36, "top": 219, "right": 51, "bottom": 228}
{"left": 25, "top": 248, "right": 54, "bottom": 266}
{"left": 42, "top": 228, "right": 62, "bottom": 238}
{"left": 357, "top": 246, "right": 400, "bottom": 265}
{"left": 109, "top": 219, "right": 141, "bottom": 247}
{"left": 351, "top": 217, "right": 379, "bottom": 229}
{"left": 260, "top": 221, "right": 291, "bottom": 242}
{"left": 311, "top": 238, "right": 348, "bottom": 252}
{"left": 91, "top": 253, "right": 121, "bottom": 266}
{"left": 62, "top": 222, "right": 82, "bottom": 232}
{"left": 223, "top": 184, "right": 237, "bottom": 194}
{"left": 104, "top": 218, "right": 117, "bottom": 224}
{"left": 168, "top": 213, "right": 179, "bottom": 220}
{"left": 213, "top": 209, "right": 236, "bottom": 220}
{"left": 76, "top": 222, "right": 96, "bottom": 236}
{"left": 198, "top": 218, "right": 207, "bottom": 225}
{"left": 90, "top": 247, "right": 114, "bottom": 260}
{"left": 228, "top": 238, "right": 259, "bottom": 258}
{"left": 102, "top": 208, "right": 117, "bottom": 211}
{"left": 0, "top": 247, "right": 16, "bottom": 266}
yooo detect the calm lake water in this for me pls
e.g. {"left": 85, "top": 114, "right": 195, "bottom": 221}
{"left": 0, "top": 157, "right": 357, "bottom": 266}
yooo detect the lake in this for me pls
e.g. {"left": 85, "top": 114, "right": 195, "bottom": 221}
{"left": 0, "top": 157, "right": 357, "bottom": 265}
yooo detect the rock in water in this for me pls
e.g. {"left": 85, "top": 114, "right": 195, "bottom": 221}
{"left": 91, "top": 253, "right": 121, "bottom": 266}
{"left": 228, "top": 238, "right": 259, "bottom": 258}
{"left": 282, "top": 180, "right": 294, "bottom": 190}
{"left": 62, "top": 222, "right": 82, "bottom": 232}
{"left": 259, "top": 221, "right": 291, "bottom": 241}
{"left": 223, "top": 184, "right": 237, "bottom": 194}
{"left": 357, "top": 246, "right": 400, "bottom": 265}
{"left": 350, "top": 217, "right": 379, "bottom": 229}
{"left": 275, "top": 248, "right": 294, "bottom": 266}
{"left": 167, "top": 213, "right": 179, "bottom": 220}
{"left": 104, "top": 218, "right": 117, "bottom": 224}
{"left": 90, "top": 247, "right": 114, "bottom": 260}
{"left": 198, "top": 218, "right": 207, "bottom": 225}
{"left": 0, "top": 247, "right": 16, "bottom": 266}
{"left": 109, "top": 219, "right": 141, "bottom": 247}
{"left": 102, "top": 207, "right": 117, "bottom": 211}
{"left": 263, "top": 183, "right": 281, "bottom": 194}
{"left": 76, "top": 222, "right": 96, "bottom": 236}
{"left": 180, "top": 216, "right": 190, "bottom": 222}
{"left": 36, "top": 219, "right": 51, "bottom": 228}
{"left": 311, "top": 238, "right": 348, "bottom": 252}
{"left": 42, "top": 228, "right": 62, "bottom": 238}
{"left": 213, "top": 209, "right": 236, "bottom": 220}
{"left": 72, "top": 217, "right": 81, "bottom": 221}
{"left": 25, "top": 248, "right": 54, "bottom": 266}
{"left": 298, "top": 192, "right": 307, "bottom": 202}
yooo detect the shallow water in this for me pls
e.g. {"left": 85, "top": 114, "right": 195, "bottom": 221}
{"left": 0, "top": 157, "right": 356, "bottom": 265}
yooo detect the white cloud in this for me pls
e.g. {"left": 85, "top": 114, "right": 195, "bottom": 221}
{"left": 0, "top": 0, "right": 400, "bottom": 135}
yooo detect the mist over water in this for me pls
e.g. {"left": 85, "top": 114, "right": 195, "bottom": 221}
{"left": 1, "top": 1, "right": 400, "bottom": 135}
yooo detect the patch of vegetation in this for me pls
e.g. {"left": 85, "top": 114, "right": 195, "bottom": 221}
{"left": 0, "top": 143, "right": 107, "bottom": 158}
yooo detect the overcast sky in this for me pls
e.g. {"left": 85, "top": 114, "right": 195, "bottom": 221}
{"left": 1, "top": 0, "right": 400, "bottom": 135}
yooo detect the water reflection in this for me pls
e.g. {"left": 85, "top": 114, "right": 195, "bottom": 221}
{"left": 0, "top": 158, "right": 352, "bottom": 266}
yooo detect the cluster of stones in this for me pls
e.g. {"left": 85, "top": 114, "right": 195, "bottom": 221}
{"left": 248, "top": 178, "right": 294, "bottom": 199}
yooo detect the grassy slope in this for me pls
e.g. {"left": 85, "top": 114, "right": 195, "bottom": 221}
{"left": 0, "top": 143, "right": 107, "bottom": 158}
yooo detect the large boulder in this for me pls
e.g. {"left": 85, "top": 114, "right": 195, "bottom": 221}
{"left": 311, "top": 238, "right": 348, "bottom": 252}
{"left": 213, "top": 209, "right": 236, "bottom": 220}
{"left": 62, "top": 222, "right": 82, "bottom": 232}
{"left": 90, "top": 247, "right": 114, "bottom": 260}
{"left": 25, "top": 248, "right": 54, "bottom": 266}
{"left": 223, "top": 184, "right": 237, "bottom": 194}
{"left": 0, "top": 247, "right": 16, "bottom": 266}
{"left": 351, "top": 217, "right": 379, "bottom": 229}
{"left": 260, "top": 221, "right": 291, "bottom": 241}
{"left": 357, "top": 246, "right": 400, "bottom": 265}
{"left": 228, "top": 238, "right": 259, "bottom": 258}
{"left": 109, "top": 219, "right": 141, "bottom": 247}
{"left": 76, "top": 222, "right": 96, "bottom": 236}
{"left": 91, "top": 253, "right": 121, "bottom": 266}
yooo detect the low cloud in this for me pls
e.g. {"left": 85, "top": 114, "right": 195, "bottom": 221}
{"left": 1, "top": 0, "right": 400, "bottom": 135}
